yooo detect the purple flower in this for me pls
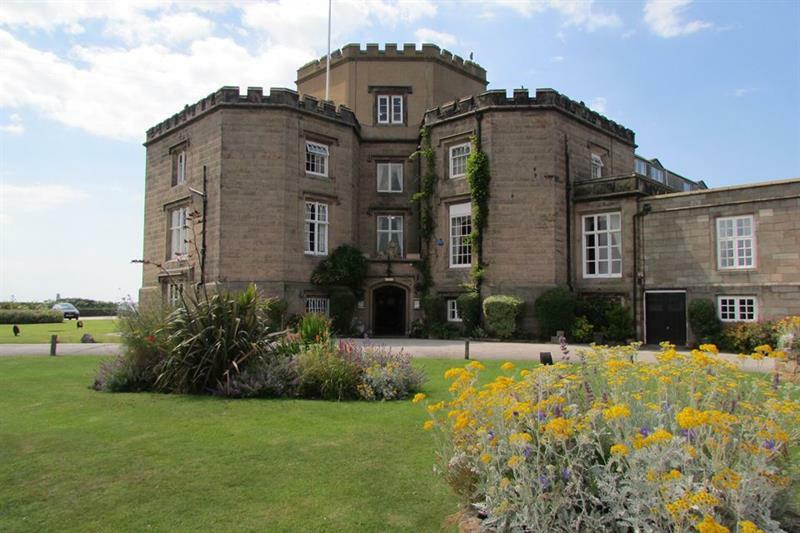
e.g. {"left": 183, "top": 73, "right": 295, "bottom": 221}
{"left": 561, "top": 467, "right": 570, "bottom": 481}
{"left": 554, "top": 405, "right": 563, "bottom": 417}
{"left": 681, "top": 429, "right": 697, "bottom": 441}
{"left": 639, "top": 427, "right": 651, "bottom": 437}
{"left": 487, "top": 430, "right": 494, "bottom": 440}
{"left": 539, "top": 475, "right": 550, "bottom": 490}
{"left": 512, "top": 411, "right": 519, "bottom": 417}
{"left": 764, "top": 439, "right": 776, "bottom": 451}
{"left": 523, "top": 445, "right": 533, "bottom": 458}
{"left": 661, "top": 401, "right": 671, "bottom": 413}
{"left": 537, "top": 410, "right": 547, "bottom": 422}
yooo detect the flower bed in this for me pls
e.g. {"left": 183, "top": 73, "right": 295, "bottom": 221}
{"left": 420, "top": 344, "right": 800, "bottom": 532}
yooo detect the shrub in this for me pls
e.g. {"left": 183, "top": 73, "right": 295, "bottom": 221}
{"left": 264, "top": 298, "right": 289, "bottom": 330}
{"left": 213, "top": 350, "right": 298, "bottom": 398}
{"left": 421, "top": 295, "right": 446, "bottom": 325}
{"left": 688, "top": 299, "right": 722, "bottom": 344}
{"left": 533, "top": 287, "right": 576, "bottom": 339}
{"left": 456, "top": 292, "right": 481, "bottom": 335}
{"left": 719, "top": 321, "right": 778, "bottom": 354}
{"left": 310, "top": 245, "right": 368, "bottom": 297}
{"left": 355, "top": 344, "right": 425, "bottom": 401}
{"left": 575, "top": 295, "right": 615, "bottom": 330}
{"left": 296, "top": 342, "right": 361, "bottom": 400}
{"left": 298, "top": 313, "right": 331, "bottom": 345}
{"left": 570, "top": 315, "right": 594, "bottom": 343}
{"left": 421, "top": 344, "right": 800, "bottom": 531}
{"left": 605, "top": 303, "right": 634, "bottom": 342}
{"left": 0, "top": 309, "right": 63, "bottom": 324}
{"left": 426, "top": 322, "right": 461, "bottom": 340}
{"left": 329, "top": 287, "right": 357, "bottom": 335}
{"left": 483, "top": 295, "right": 523, "bottom": 339}
{"left": 155, "top": 285, "right": 279, "bottom": 394}
{"left": 77, "top": 306, "right": 118, "bottom": 317}
{"left": 776, "top": 316, "right": 800, "bottom": 360}
{"left": 93, "top": 356, "right": 152, "bottom": 392}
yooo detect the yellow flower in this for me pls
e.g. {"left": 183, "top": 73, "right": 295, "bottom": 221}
{"left": 444, "top": 368, "right": 465, "bottom": 380}
{"left": 412, "top": 393, "right": 426, "bottom": 404}
{"left": 501, "top": 362, "right": 515, "bottom": 371}
{"left": 661, "top": 469, "right": 682, "bottom": 481}
{"left": 426, "top": 401, "right": 445, "bottom": 414}
{"left": 466, "top": 361, "right": 486, "bottom": 371}
{"left": 699, "top": 343, "right": 719, "bottom": 354}
{"left": 422, "top": 420, "right": 434, "bottom": 430}
{"left": 610, "top": 444, "right": 629, "bottom": 456}
{"left": 520, "top": 369, "right": 530, "bottom": 377}
{"left": 602, "top": 403, "right": 631, "bottom": 421}
{"left": 676, "top": 406, "right": 708, "bottom": 429}
{"left": 738, "top": 521, "right": 764, "bottom": 533}
{"left": 507, "top": 455, "right": 524, "bottom": 468}
{"left": 712, "top": 469, "right": 741, "bottom": 490}
{"left": 543, "top": 417, "right": 574, "bottom": 439}
{"left": 695, "top": 514, "right": 729, "bottom": 533}
{"left": 509, "top": 432, "right": 533, "bottom": 445}
{"left": 480, "top": 453, "right": 491, "bottom": 464}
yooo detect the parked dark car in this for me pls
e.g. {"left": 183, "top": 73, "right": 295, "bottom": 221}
{"left": 52, "top": 302, "right": 80, "bottom": 320}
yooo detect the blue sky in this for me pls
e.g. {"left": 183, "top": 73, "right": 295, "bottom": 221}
{"left": 0, "top": 0, "right": 798, "bottom": 302}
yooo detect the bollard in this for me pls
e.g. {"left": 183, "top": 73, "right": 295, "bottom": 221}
{"left": 465, "top": 339, "right": 470, "bottom": 360}
{"left": 539, "top": 351, "right": 553, "bottom": 365}
{"left": 50, "top": 335, "right": 58, "bottom": 356}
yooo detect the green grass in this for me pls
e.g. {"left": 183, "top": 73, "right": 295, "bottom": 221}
{"left": 0, "top": 355, "right": 511, "bottom": 532}
{"left": 0, "top": 319, "right": 120, "bottom": 344}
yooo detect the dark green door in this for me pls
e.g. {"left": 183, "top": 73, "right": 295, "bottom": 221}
{"left": 645, "top": 292, "right": 687, "bottom": 346}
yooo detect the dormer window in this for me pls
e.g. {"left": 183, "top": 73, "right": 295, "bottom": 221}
{"left": 377, "top": 94, "right": 404, "bottom": 125}
{"left": 591, "top": 153, "right": 603, "bottom": 179}
{"left": 649, "top": 167, "right": 665, "bottom": 183}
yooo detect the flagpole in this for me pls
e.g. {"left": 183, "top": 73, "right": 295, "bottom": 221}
{"left": 325, "top": 0, "right": 331, "bottom": 101}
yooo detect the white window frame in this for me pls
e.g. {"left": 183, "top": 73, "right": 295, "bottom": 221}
{"left": 305, "top": 141, "right": 329, "bottom": 177}
{"left": 305, "top": 297, "right": 330, "bottom": 316}
{"left": 166, "top": 279, "right": 185, "bottom": 307}
{"left": 716, "top": 215, "right": 755, "bottom": 270}
{"left": 582, "top": 212, "right": 622, "bottom": 278}
{"left": 169, "top": 206, "right": 188, "bottom": 259}
{"left": 377, "top": 94, "right": 403, "bottom": 124}
{"left": 449, "top": 202, "right": 472, "bottom": 268}
{"left": 449, "top": 142, "right": 471, "bottom": 179}
{"left": 377, "top": 162, "right": 403, "bottom": 193}
{"left": 304, "top": 201, "right": 329, "bottom": 256}
{"left": 176, "top": 151, "right": 187, "bottom": 185}
{"left": 717, "top": 296, "right": 757, "bottom": 322}
{"left": 376, "top": 215, "right": 403, "bottom": 256}
{"left": 447, "top": 299, "right": 462, "bottom": 322}
{"left": 591, "top": 153, "right": 603, "bottom": 179}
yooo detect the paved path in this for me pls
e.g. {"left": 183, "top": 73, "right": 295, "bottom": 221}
{"left": 344, "top": 338, "right": 777, "bottom": 374}
{"left": 0, "top": 338, "right": 777, "bottom": 374}
{"left": 0, "top": 343, "right": 122, "bottom": 356}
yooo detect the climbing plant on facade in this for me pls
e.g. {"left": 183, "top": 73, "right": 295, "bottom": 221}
{"left": 411, "top": 126, "right": 437, "bottom": 296}
{"left": 466, "top": 135, "right": 490, "bottom": 291}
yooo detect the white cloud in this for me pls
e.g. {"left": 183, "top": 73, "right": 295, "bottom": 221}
{"left": 494, "top": 0, "right": 621, "bottom": 31}
{"left": 551, "top": 55, "right": 565, "bottom": 63}
{"left": 589, "top": 96, "right": 607, "bottom": 114}
{"left": 0, "top": 30, "right": 313, "bottom": 141}
{"left": 0, "top": 113, "right": 23, "bottom": 135}
{"left": 734, "top": 87, "right": 756, "bottom": 97}
{"left": 0, "top": 183, "right": 88, "bottom": 215}
{"left": 241, "top": 0, "right": 437, "bottom": 48}
{"left": 104, "top": 11, "right": 215, "bottom": 46}
{"left": 414, "top": 28, "right": 457, "bottom": 48}
{"left": 644, "top": 0, "right": 712, "bottom": 38}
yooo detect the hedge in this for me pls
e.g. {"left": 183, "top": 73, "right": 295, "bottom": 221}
{"left": 78, "top": 307, "right": 118, "bottom": 317}
{"left": 483, "top": 295, "right": 524, "bottom": 339}
{"left": 534, "top": 287, "right": 577, "bottom": 339}
{"left": 0, "top": 309, "right": 64, "bottom": 324}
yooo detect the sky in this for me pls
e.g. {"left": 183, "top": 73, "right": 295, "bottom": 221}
{"left": 0, "top": 0, "right": 798, "bottom": 302}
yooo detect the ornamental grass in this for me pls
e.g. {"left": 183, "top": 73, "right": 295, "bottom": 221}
{"left": 420, "top": 343, "right": 800, "bottom": 532}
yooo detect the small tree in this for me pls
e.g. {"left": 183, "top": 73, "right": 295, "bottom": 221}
{"left": 534, "top": 287, "right": 577, "bottom": 339}
{"left": 310, "top": 245, "right": 368, "bottom": 298}
{"left": 688, "top": 299, "right": 722, "bottom": 344}
{"left": 457, "top": 292, "right": 482, "bottom": 336}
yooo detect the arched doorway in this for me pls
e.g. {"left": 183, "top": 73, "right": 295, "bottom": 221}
{"left": 372, "top": 285, "right": 406, "bottom": 336}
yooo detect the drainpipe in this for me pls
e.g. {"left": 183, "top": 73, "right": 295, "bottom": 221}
{"left": 633, "top": 198, "right": 650, "bottom": 341}
{"left": 564, "top": 134, "right": 573, "bottom": 292}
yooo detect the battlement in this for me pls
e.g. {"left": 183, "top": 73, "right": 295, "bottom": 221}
{"left": 423, "top": 88, "right": 636, "bottom": 145}
{"left": 145, "top": 87, "right": 359, "bottom": 144}
{"left": 296, "top": 43, "right": 487, "bottom": 83}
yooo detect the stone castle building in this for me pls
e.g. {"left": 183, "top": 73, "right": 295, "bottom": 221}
{"left": 140, "top": 43, "right": 800, "bottom": 345}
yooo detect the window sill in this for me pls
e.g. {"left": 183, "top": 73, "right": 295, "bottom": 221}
{"left": 583, "top": 274, "right": 623, "bottom": 279}
{"left": 305, "top": 172, "right": 331, "bottom": 180}
{"left": 304, "top": 252, "right": 328, "bottom": 257}
{"left": 717, "top": 267, "right": 757, "bottom": 272}
{"left": 449, "top": 264, "right": 472, "bottom": 269}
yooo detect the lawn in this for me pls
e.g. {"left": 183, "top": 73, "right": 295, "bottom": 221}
{"left": 0, "top": 355, "right": 509, "bottom": 532}
{"left": 0, "top": 319, "right": 120, "bottom": 344}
